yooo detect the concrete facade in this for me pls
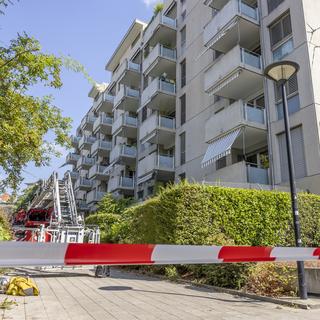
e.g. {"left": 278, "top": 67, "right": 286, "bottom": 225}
{"left": 66, "top": 0, "right": 320, "bottom": 213}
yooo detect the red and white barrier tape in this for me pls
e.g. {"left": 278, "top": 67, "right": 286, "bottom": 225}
{"left": 0, "top": 242, "right": 319, "bottom": 267}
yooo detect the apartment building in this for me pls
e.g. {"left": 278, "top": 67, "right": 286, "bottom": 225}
{"left": 66, "top": 0, "right": 320, "bottom": 213}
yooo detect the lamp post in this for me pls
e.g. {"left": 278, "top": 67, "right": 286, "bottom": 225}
{"left": 264, "top": 60, "right": 307, "bottom": 300}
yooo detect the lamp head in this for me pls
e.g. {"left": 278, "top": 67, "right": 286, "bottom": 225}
{"left": 264, "top": 60, "right": 300, "bottom": 83}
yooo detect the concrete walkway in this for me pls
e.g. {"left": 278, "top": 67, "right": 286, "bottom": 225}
{"left": 1, "top": 268, "right": 320, "bottom": 320}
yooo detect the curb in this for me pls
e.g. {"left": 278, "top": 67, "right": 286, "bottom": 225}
{"left": 121, "top": 268, "right": 320, "bottom": 310}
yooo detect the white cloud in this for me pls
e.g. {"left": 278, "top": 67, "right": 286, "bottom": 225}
{"left": 142, "top": 0, "right": 160, "bottom": 7}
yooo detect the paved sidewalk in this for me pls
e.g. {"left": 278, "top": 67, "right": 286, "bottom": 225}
{"left": 1, "top": 268, "right": 320, "bottom": 320}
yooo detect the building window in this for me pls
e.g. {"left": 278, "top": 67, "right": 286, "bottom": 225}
{"left": 180, "top": 132, "right": 186, "bottom": 165}
{"left": 141, "top": 106, "right": 148, "bottom": 122}
{"left": 267, "top": 0, "right": 284, "bottom": 13}
{"left": 216, "top": 156, "right": 227, "bottom": 170}
{"left": 180, "top": 59, "right": 186, "bottom": 88}
{"left": 180, "top": 94, "right": 186, "bottom": 126}
{"left": 270, "top": 13, "right": 293, "bottom": 61}
{"left": 277, "top": 126, "right": 306, "bottom": 182}
{"left": 180, "top": 26, "right": 186, "bottom": 54}
{"left": 275, "top": 74, "right": 299, "bottom": 119}
{"left": 137, "top": 190, "right": 144, "bottom": 199}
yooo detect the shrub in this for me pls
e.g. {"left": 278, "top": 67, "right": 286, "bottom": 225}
{"left": 0, "top": 208, "right": 11, "bottom": 240}
{"left": 153, "top": 3, "right": 164, "bottom": 15}
{"left": 245, "top": 263, "right": 297, "bottom": 297}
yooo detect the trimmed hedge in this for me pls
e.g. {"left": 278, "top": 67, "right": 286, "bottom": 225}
{"left": 93, "top": 182, "right": 320, "bottom": 293}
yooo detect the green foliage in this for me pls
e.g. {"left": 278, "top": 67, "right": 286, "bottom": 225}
{"left": 14, "top": 184, "right": 38, "bottom": 210}
{"left": 245, "top": 263, "right": 297, "bottom": 297}
{"left": 85, "top": 194, "right": 133, "bottom": 243}
{"left": 0, "top": 208, "right": 11, "bottom": 240}
{"left": 0, "top": 34, "right": 72, "bottom": 191}
{"left": 153, "top": 2, "right": 164, "bottom": 15}
{"left": 109, "top": 182, "right": 320, "bottom": 294}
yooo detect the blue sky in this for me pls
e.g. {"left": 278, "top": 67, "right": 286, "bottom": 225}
{"left": 1, "top": 0, "right": 158, "bottom": 190}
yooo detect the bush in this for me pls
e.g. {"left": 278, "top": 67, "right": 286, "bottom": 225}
{"left": 93, "top": 182, "right": 320, "bottom": 296}
{"left": 245, "top": 263, "right": 297, "bottom": 297}
{"left": 0, "top": 208, "right": 11, "bottom": 240}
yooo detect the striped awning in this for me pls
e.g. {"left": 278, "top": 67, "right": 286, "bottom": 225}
{"left": 201, "top": 128, "right": 242, "bottom": 168}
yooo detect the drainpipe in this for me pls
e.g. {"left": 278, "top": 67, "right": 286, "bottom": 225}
{"left": 258, "top": 0, "right": 275, "bottom": 188}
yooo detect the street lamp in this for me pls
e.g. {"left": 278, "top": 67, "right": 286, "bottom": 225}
{"left": 264, "top": 60, "right": 307, "bottom": 300}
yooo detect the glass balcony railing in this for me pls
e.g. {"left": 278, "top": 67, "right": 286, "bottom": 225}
{"left": 122, "top": 145, "right": 137, "bottom": 157}
{"left": 158, "top": 154, "right": 174, "bottom": 169}
{"left": 127, "top": 60, "right": 140, "bottom": 72}
{"left": 247, "top": 164, "right": 269, "bottom": 185}
{"left": 120, "top": 176, "right": 134, "bottom": 188}
{"left": 161, "top": 15, "right": 177, "bottom": 28}
{"left": 159, "top": 115, "right": 175, "bottom": 129}
{"left": 241, "top": 48, "right": 262, "bottom": 69}
{"left": 160, "top": 45, "right": 176, "bottom": 60}
{"left": 66, "top": 153, "right": 80, "bottom": 162}
{"left": 244, "top": 104, "right": 265, "bottom": 124}
{"left": 124, "top": 115, "right": 138, "bottom": 127}
{"left": 159, "top": 79, "right": 176, "bottom": 94}
{"left": 240, "top": 1, "right": 259, "bottom": 20}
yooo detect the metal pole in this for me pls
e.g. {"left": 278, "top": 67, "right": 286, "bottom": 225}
{"left": 281, "top": 82, "right": 308, "bottom": 300}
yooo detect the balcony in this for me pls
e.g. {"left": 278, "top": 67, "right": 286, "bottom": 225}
{"left": 93, "top": 92, "right": 114, "bottom": 114}
{"left": 74, "top": 177, "right": 93, "bottom": 191}
{"left": 88, "top": 164, "right": 109, "bottom": 181}
{"left": 205, "top": 100, "right": 266, "bottom": 148}
{"left": 71, "top": 135, "right": 80, "bottom": 148}
{"left": 108, "top": 176, "right": 135, "bottom": 195}
{"left": 65, "top": 153, "right": 80, "bottom": 165}
{"left": 143, "top": 12, "right": 177, "bottom": 47}
{"left": 139, "top": 112, "right": 175, "bottom": 148}
{"left": 78, "top": 136, "right": 96, "bottom": 150}
{"left": 93, "top": 113, "right": 113, "bottom": 135}
{"left": 91, "top": 139, "right": 112, "bottom": 157}
{"left": 76, "top": 200, "right": 90, "bottom": 211}
{"left": 116, "top": 60, "right": 141, "bottom": 87}
{"left": 203, "top": 0, "right": 227, "bottom": 9}
{"left": 69, "top": 171, "right": 79, "bottom": 181}
{"left": 76, "top": 156, "right": 95, "bottom": 170}
{"left": 143, "top": 44, "right": 177, "bottom": 79}
{"left": 112, "top": 114, "right": 137, "bottom": 138}
{"left": 204, "top": 45, "right": 263, "bottom": 99}
{"left": 141, "top": 78, "right": 176, "bottom": 112}
{"left": 204, "top": 0, "right": 260, "bottom": 53}
{"left": 207, "top": 160, "right": 269, "bottom": 185}
{"left": 110, "top": 144, "right": 137, "bottom": 165}
{"left": 113, "top": 86, "right": 140, "bottom": 112}
{"left": 80, "top": 114, "right": 97, "bottom": 131}
{"left": 86, "top": 190, "right": 106, "bottom": 205}
{"left": 137, "top": 152, "right": 175, "bottom": 183}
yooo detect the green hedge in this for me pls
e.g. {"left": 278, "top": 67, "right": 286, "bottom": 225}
{"left": 92, "top": 182, "right": 320, "bottom": 293}
{"left": 122, "top": 183, "right": 320, "bottom": 247}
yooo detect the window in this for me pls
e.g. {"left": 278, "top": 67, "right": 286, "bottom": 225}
{"left": 180, "top": 59, "right": 186, "bottom": 88}
{"left": 216, "top": 156, "right": 227, "bottom": 170}
{"left": 275, "top": 74, "right": 299, "bottom": 119}
{"left": 270, "top": 13, "right": 293, "bottom": 60}
{"left": 278, "top": 126, "right": 306, "bottom": 182}
{"left": 267, "top": 0, "right": 284, "bottom": 13}
{"left": 180, "top": 26, "right": 186, "bottom": 54}
{"left": 141, "top": 106, "right": 148, "bottom": 122}
{"left": 180, "top": 132, "right": 186, "bottom": 165}
{"left": 180, "top": 94, "right": 186, "bottom": 125}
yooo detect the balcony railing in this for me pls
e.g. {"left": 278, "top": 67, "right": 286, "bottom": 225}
{"left": 81, "top": 114, "right": 97, "bottom": 128}
{"left": 86, "top": 190, "right": 106, "bottom": 204}
{"left": 138, "top": 152, "right": 175, "bottom": 177}
{"left": 247, "top": 163, "right": 269, "bottom": 185}
{"left": 114, "top": 86, "right": 140, "bottom": 108}
{"left": 75, "top": 177, "right": 93, "bottom": 189}
{"left": 79, "top": 135, "right": 96, "bottom": 147}
{"left": 112, "top": 113, "right": 138, "bottom": 134}
{"left": 88, "top": 164, "right": 109, "bottom": 179}
{"left": 110, "top": 144, "right": 137, "bottom": 163}
{"left": 143, "top": 44, "right": 177, "bottom": 74}
{"left": 241, "top": 48, "right": 262, "bottom": 69}
{"left": 71, "top": 135, "right": 80, "bottom": 146}
{"left": 77, "top": 156, "right": 95, "bottom": 168}
{"left": 66, "top": 153, "right": 80, "bottom": 163}
{"left": 244, "top": 104, "right": 265, "bottom": 124}
{"left": 119, "top": 176, "right": 134, "bottom": 188}
{"left": 91, "top": 139, "right": 112, "bottom": 154}
{"left": 158, "top": 154, "right": 174, "bottom": 169}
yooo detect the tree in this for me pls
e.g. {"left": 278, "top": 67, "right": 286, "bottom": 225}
{"left": 0, "top": 34, "right": 72, "bottom": 191}
{"left": 153, "top": 3, "right": 164, "bottom": 15}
